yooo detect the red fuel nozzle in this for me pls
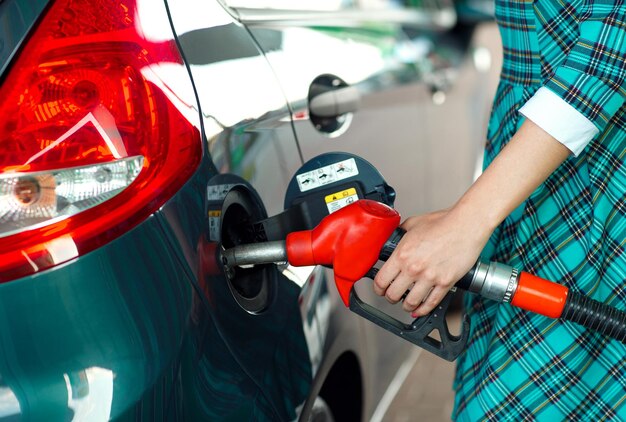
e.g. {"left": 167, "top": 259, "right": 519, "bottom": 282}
{"left": 286, "top": 200, "right": 400, "bottom": 306}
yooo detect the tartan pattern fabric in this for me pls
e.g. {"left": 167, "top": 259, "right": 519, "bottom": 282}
{"left": 452, "top": 0, "right": 626, "bottom": 419}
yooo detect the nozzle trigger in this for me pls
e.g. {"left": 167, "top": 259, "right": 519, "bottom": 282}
{"left": 348, "top": 288, "right": 469, "bottom": 361}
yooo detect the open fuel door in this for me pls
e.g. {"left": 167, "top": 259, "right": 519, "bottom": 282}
{"left": 251, "top": 152, "right": 397, "bottom": 243}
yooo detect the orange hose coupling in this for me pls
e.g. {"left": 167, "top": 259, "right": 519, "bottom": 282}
{"left": 461, "top": 261, "right": 569, "bottom": 319}
{"left": 511, "top": 272, "right": 569, "bottom": 318}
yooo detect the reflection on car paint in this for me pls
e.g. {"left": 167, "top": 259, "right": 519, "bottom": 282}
{"left": 64, "top": 368, "right": 113, "bottom": 421}
{"left": 193, "top": 255, "right": 313, "bottom": 420}
{"left": 0, "top": 386, "right": 20, "bottom": 419}
{"left": 0, "top": 217, "right": 191, "bottom": 420}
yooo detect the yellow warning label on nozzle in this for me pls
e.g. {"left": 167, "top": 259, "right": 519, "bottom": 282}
{"left": 325, "top": 188, "right": 359, "bottom": 213}
{"left": 208, "top": 210, "right": 221, "bottom": 218}
{"left": 325, "top": 188, "right": 357, "bottom": 203}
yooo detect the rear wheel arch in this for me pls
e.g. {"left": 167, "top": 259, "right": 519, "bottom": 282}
{"left": 318, "top": 351, "right": 363, "bottom": 422}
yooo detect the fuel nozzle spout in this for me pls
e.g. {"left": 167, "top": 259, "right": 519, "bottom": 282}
{"left": 221, "top": 241, "right": 288, "bottom": 267}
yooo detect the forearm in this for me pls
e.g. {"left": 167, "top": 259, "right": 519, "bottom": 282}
{"left": 452, "top": 118, "right": 571, "bottom": 234}
{"left": 374, "top": 118, "right": 572, "bottom": 316}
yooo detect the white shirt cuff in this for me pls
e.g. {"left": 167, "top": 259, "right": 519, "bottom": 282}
{"left": 518, "top": 87, "right": 598, "bottom": 156}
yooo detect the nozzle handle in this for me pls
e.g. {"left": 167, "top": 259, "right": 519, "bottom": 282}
{"left": 286, "top": 200, "right": 400, "bottom": 306}
{"left": 349, "top": 288, "right": 469, "bottom": 361}
{"left": 361, "top": 226, "right": 470, "bottom": 361}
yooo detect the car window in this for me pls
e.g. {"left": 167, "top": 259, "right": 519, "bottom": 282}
{"left": 223, "top": 0, "right": 356, "bottom": 11}
{"left": 222, "top": 0, "right": 425, "bottom": 11}
{"left": 222, "top": 0, "right": 453, "bottom": 16}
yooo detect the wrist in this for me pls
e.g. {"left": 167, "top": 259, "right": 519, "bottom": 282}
{"left": 451, "top": 189, "right": 503, "bottom": 238}
{"left": 449, "top": 120, "right": 569, "bottom": 237}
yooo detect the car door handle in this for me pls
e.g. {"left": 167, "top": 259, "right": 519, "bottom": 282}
{"left": 309, "top": 85, "right": 361, "bottom": 118}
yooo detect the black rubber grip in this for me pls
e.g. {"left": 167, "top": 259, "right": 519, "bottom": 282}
{"left": 561, "top": 292, "right": 626, "bottom": 344}
{"left": 379, "top": 227, "right": 405, "bottom": 261}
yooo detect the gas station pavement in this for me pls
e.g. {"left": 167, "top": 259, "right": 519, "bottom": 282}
{"left": 382, "top": 312, "right": 461, "bottom": 422}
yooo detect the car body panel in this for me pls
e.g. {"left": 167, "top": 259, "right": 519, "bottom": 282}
{"left": 155, "top": 170, "right": 314, "bottom": 422}
{"left": 0, "top": 216, "right": 190, "bottom": 421}
{"left": 0, "top": 0, "right": 49, "bottom": 76}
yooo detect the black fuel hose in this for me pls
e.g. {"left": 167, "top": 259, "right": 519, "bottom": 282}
{"left": 562, "top": 292, "right": 626, "bottom": 343}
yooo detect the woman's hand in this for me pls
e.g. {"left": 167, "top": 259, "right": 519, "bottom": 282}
{"left": 372, "top": 119, "right": 571, "bottom": 318}
{"left": 373, "top": 206, "right": 492, "bottom": 317}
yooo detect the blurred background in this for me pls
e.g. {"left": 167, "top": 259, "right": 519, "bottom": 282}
{"left": 380, "top": 20, "right": 502, "bottom": 422}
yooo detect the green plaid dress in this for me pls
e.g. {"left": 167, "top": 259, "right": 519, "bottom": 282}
{"left": 453, "top": 0, "right": 626, "bottom": 420}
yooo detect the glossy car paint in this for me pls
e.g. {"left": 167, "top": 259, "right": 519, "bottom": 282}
{"left": 0, "top": 0, "right": 48, "bottom": 76}
{"left": 0, "top": 0, "right": 495, "bottom": 420}
{"left": 0, "top": 1, "right": 317, "bottom": 420}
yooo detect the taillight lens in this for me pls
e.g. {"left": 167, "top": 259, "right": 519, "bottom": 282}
{"left": 0, "top": 0, "right": 201, "bottom": 281}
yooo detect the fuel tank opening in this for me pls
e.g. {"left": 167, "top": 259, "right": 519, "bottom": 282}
{"left": 220, "top": 186, "right": 275, "bottom": 313}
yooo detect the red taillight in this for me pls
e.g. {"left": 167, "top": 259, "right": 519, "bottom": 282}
{"left": 0, "top": 0, "right": 201, "bottom": 281}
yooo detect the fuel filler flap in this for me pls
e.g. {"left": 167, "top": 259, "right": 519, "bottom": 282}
{"left": 254, "top": 152, "right": 396, "bottom": 242}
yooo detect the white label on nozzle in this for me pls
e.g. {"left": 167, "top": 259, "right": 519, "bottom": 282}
{"left": 207, "top": 183, "right": 239, "bottom": 201}
{"left": 296, "top": 158, "right": 358, "bottom": 192}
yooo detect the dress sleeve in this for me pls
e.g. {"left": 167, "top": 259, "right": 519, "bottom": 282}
{"left": 519, "top": 87, "right": 599, "bottom": 156}
{"left": 544, "top": 0, "right": 626, "bottom": 133}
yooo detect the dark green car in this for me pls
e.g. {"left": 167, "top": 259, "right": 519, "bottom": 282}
{"left": 0, "top": 0, "right": 495, "bottom": 420}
